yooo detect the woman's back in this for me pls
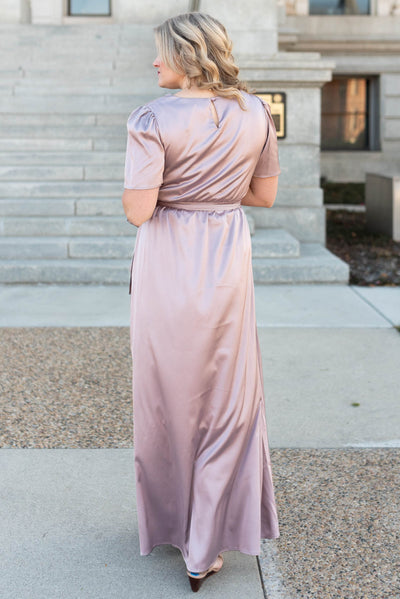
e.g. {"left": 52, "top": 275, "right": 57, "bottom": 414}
{"left": 124, "top": 90, "right": 280, "bottom": 204}
{"left": 126, "top": 88, "right": 281, "bottom": 578}
{"left": 124, "top": 12, "right": 281, "bottom": 583}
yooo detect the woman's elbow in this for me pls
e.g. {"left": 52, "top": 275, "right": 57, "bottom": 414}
{"left": 251, "top": 175, "right": 279, "bottom": 208}
{"left": 260, "top": 191, "right": 277, "bottom": 208}
{"left": 125, "top": 212, "right": 151, "bottom": 228}
{"left": 251, "top": 189, "right": 277, "bottom": 209}
{"left": 122, "top": 188, "right": 158, "bottom": 227}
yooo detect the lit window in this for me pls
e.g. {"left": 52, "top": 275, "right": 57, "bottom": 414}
{"left": 309, "top": 0, "right": 369, "bottom": 14}
{"left": 321, "top": 77, "right": 379, "bottom": 151}
{"left": 69, "top": 0, "right": 111, "bottom": 16}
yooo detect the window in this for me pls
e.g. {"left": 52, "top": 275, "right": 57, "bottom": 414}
{"left": 309, "top": 0, "right": 369, "bottom": 14}
{"left": 68, "top": 0, "right": 111, "bottom": 16}
{"left": 321, "top": 77, "right": 379, "bottom": 151}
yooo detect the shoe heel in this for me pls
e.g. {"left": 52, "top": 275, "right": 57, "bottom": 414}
{"left": 188, "top": 575, "right": 203, "bottom": 592}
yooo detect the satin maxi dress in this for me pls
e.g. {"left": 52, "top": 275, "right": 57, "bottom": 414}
{"left": 124, "top": 90, "right": 281, "bottom": 573}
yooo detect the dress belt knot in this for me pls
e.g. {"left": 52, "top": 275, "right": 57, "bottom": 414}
{"left": 156, "top": 200, "right": 241, "bottom": 212}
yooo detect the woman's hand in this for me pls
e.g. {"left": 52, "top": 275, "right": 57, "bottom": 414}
{"left": 122, "top": 187, "right": 160, "bottom": 227}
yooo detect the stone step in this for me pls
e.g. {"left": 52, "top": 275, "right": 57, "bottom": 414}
{"left": 1, "top": 138, "right": 125, "bottom": 150}
{"left": 0, "top": 41, "right": 141, "bottom": 50}
{"left": 0, "top": 77, "right": 114, "bottom": 86}
{"left": 252, "top": 243, "right": 349, "bottom": 283}
{"left": 0, "top": 196, "right": 321, "bottom": 221}
{"left": 0, "top": 113, "right": 150, "bottom": 127}
{"left": 0, "top": 51, "right": 146, "bottom": 58}
{"left": 1, "top": 74, "right": 156, "bottom": 85}
{"left": 0, "top": 237, "right": 67, "bottom": 259}
{"left": 0, "top": 28, "right": 152, "bottom": 45}
{"left": 0, "top": 181, "right": 321, "bottom": 213}
{"left": 0, "top": 237, "right": 136, "bottom": 260}
{"left": 0, "top": 216, "right": 133, "bottom": 236}
{"left": 0, "top": 198, "right": 125, "bottom": 217}
{"left": 0, "top": 166, "right": 84, "bottom": 180}
{"left": 0, "top": 95, "right": 154, "bottom": 113}
{"left": 9, "top": 77, "right": 156, "bottom": 86}
{"left": 251, "top": 228, "right": 300, "bottom": 257}
{"left": 0, "top": 230, "right": 300, "bottom": 260}
{"left": 0, "top": 210, "right": 256, "bottom": 232}
{"left": 0, "top": 151, "right": 124, "bottom": 165}
{"left": 0, "top": 229, "right": 297, "bottom": 261}
{"left": 0, "top": 258, "right": 133, "bottom": 284}
{"left": 0, "top": 23, "right": 144, "bottom": 31}
{"left": 0, "top": 125, "right": 126, "bottom": 139}
{"left": 0, "top": 181, "right": 122, "bottom": 197}
{"left": 0, "top": 114, "right": 98, "bottom": 126}
{"left": 0, "top": 197, "right": 130, "bottom": 217}
{"left": 0, "top": 70, "right": 25, "bottom": 78}
{"left": 0, "top": 205, "right": 324, "bottom": 242}
{"left": 0, "top": 52, "right": 150, "bottom": 61}
{"left": 0, "top": 138, "right": 93, "bottom": 151}
{"left": 0, "top": 39, "right": 121, "bottom": 44}
{"left": 0, "top": 199, "right": 76, "bottom": 216}
{"left": 0, "top": 114, "right": 128, "bottom": 126}
{"left": 0, "top": 59, "right": 116, "bottom": 70}
{"left": 0, "top": 243, "right": 349, "bottom": 284}
{"left": 14, "top": 65, "right": 155, "bottom": 77}
{"left": 0, "top": 34, "right": 150, "bottom": 40}
{"left": 0, "top": 173, "right": 323, "bottom": 209}
{"left": 0, "top": 165, "right": 124, "bottom": 181}
{"left": 250, "top": 206, "right": 325, "bottom": 243}
{"left": 0, "top": 57, "right": 154, "bottom": 67}
{"left": 0, "top": 44, "right": 152, "bottom": 53}
{"left": 11, "top": 84, "right": 160, "bottom": 96}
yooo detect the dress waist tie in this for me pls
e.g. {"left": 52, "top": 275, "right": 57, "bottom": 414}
{"left": 156, "top": 200, "right": 241, "bottom": 212}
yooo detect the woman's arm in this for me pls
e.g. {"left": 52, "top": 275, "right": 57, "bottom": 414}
{"left": 122, "top": 187, "right": 159, "bottom": 227}
{"left": 240, "top": 175, "right": 279, "bottom": 208}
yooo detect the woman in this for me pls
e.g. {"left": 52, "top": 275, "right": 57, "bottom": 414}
{"left": 122, "top": 11, "right": 281, "bottom": 593}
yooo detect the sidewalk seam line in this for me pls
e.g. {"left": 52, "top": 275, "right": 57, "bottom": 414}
{"left": 349, "top": 285, "right": 396, "bottom": 327}
{"left": 256, "top": 555, "right": 268, "bottom": 599}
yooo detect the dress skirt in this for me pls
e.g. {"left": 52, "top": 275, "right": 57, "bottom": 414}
{"left": 129, "top": 200, "right": 280, "bottom": 573}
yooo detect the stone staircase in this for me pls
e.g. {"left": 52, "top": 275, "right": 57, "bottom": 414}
{"left": 0, "top": 23, "right": 349, "bottom": 284}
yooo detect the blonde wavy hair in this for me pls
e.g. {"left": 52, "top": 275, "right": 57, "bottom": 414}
{"left": 154, "top": 12, "right": 254, "bottom": 111}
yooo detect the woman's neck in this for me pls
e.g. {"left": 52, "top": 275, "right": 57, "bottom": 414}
{"left": 175, "top": 86, "right": 215, "bottom": 98}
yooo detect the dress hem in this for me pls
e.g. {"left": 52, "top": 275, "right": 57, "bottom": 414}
{"left": 139, "top": 538, "right": 280, "bottom": 572}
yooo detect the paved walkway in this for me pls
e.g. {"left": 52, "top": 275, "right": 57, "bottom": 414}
{"left": 1, "top": 283, "right": 399, "bottom": 328}
{"left": 1, "top": 283, "right": 399, "bottom": 598}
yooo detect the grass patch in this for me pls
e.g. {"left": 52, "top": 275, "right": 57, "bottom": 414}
{"left": 321, "top": 179, "right": 365, "bottom": 205}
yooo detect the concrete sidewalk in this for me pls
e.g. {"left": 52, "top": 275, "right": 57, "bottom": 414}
{"left": 1, "top": 283, "right": 399, "bottom": 328}
{"left": 1, "top": 448, "right": 262, "bottom": 599}
{"left": 1, "top": 283, "right": 399, "bottom": 598}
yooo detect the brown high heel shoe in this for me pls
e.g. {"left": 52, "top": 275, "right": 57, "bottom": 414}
{"left": 186, "top": 554, "right": 224, "bottom": 592}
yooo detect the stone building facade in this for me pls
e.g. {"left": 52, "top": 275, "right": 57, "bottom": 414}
{"left": 279, "top": 0, "right": 400, "bottom": 182}
{"left": 1, "top": 0, "right": 398, "bottom": 283}
{"left": 2, "top": 0, "right": 399, "bottom": 183}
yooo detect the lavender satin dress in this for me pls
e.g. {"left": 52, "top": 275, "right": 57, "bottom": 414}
{"left": 124, "top": 90, "right": 281, "bottom": 573}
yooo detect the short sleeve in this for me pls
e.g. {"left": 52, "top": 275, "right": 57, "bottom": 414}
{"left": 252, "top": 99, "right": 281, "bottom": 178}
{"left": 124, "top": 105, "right": 165, "bottom": 189}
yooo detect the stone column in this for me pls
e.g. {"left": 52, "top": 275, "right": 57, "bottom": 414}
{"left": 201, "top": 0, "right": 334, "bottom": 244}
{"left": 0, "top": 0, "right": 23, "bottom": 22}
{"left": 30, "top": 0, "right": 63, "bottom": 24}
{"left": 113, "top": 0, "right": 188, "bottom": 23}
{"left": 201, "top": 0, "right": 278, "bottom": 57}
